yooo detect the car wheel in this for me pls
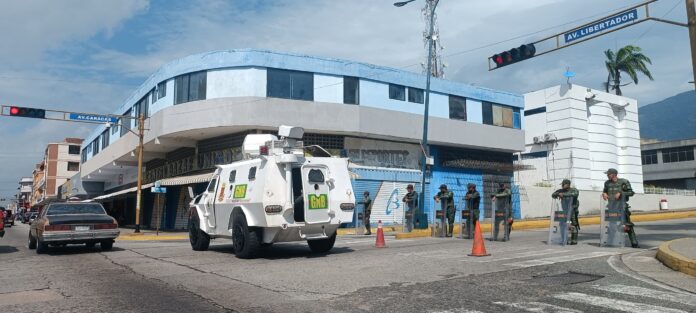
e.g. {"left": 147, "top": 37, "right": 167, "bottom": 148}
{"left": 189, "top": 214, "right": 210, "bottom": 251}
{"left": 231, "top": 211, "right": 261, "bottom": 259}
{"left": 86, "top": 242, "right": 96, "bottom": 248}
{"left": 36, "top": 238, "right": 48, "bottom": 254}
{"left": 100, "top": 241, "right": 113, "bottom": 251}
{"left": 28, "top": 233, "right": 37, "bottom": 249}
{"left": 307, "top": 232, "right": 337, "bottom": 253}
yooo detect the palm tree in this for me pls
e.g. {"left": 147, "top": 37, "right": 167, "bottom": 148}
{"left": 604, "top": 45, "right": 653, "bottom": 96}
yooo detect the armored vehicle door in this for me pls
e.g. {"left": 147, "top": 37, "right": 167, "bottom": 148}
{"left": 201, "top": 173, "right": 220, "bottom": 228}
{"left": 302, "top": 164, "right": 331, "bottom": 225}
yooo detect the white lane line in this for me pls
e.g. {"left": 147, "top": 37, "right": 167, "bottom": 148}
{"left": 493, "top": 301, "right": 583, "bottom": 313}
{"left": 466, "top": 249, "right": 571, "bottom": 263}
{"left": 504, "top": 251, "right": 618, "bottom": 268}
{"left": 593, "top": 284, "right": 696, "bottom": 306}
{"left": 428, "top": 309, "right": 483, "bottom": 313}
{"left": 553, "top": 292, "right": 687, "bottom": 313}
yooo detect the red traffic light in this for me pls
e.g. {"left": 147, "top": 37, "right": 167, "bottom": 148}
{"left": 490, "top": 43, "right": 536, "bottom": 69}
{"left": 6, "top": 106, "right": 45, "bottom": 119}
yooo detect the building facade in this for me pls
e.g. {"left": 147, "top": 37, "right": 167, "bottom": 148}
{"left": 641, "top": 138, "right": 696, "bottom": 191}
{"left": 17, "top": 177, "right": 33, "bottom": 210}
{"left": 31, "top": 138, "right": 84, "bottom": 206}
{"left": 79, "top": 49, "right": 525, "bottom": 229}
{"left": 519, "top": 84, "right": 644, "bottom": 193}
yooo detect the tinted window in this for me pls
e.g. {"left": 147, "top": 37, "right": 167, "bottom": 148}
{"left": 157, "top": 81, "right": 167, "bottom": 99}
{"left": 68, "top": 145, "right": 80, "bottom": 155}
{"left": 174, "top": 72, "right": 206, "bottom": 105}
{"left": 121, "top": 109, "right": 131, "bottom": 137}
{"left": 482, "top": 102, "right": 493, "bottom": 125}
{"left": 308, "top": 169, "right": 325, "bottom": 183}
{"left": 175, "top": 74, "right": 189, "bottom": 104}
{"left": 266, "top": 68, "right": 314, "bottom": 101}
{"left": 101, "top": 130, "right": 109, "bottom": 149}
{"left": 408, "top": 87, "right": 424, "bottom": 104}
{"left": 343, "top": 76, "right": 359, "bottom": 105}
{"left": 67, "top": 162, "right": 80, "bottom": 171}
{"left": 449, "top": 95, "right": 467, "bottom": 121}
{"left": 389, "top": 84, "right": 405, "bottom": 101}
{"left": 229, "top": 170, "right": 236, "bottom": 183}
{"left": 46, "top": 203, "right": 106, "bottom": 215}
{"left": 92, "top": 138, "right": 100, "bottom": 155}
{"left": 248, "top": 167, "right": 257, "bottom": 180}
{"left": 207, "top": 178, "right": 218, "bottom": 193}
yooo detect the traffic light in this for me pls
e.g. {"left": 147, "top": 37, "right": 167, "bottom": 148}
{"left": 490, "top": 44, "right": 536, "bottom": 69}
{"left": 8, "top": 106, "right": 45, "bottom": 119}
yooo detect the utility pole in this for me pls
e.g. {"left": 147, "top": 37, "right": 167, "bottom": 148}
{"left": 134, "top": 113, "right": 145, "bottom": 233}
{"left": 687, "top": 0, "right": 696, "bottom": 91}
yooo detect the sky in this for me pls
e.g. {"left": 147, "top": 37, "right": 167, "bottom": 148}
{"left": 0, "top": 0, "right": 692, "bottom": 200}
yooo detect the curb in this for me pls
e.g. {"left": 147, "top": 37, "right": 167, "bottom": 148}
{"left": 656, "top": 238, "right": 696, "bottom": 277}
{"left": 391, "top": 209, "right": 696, "bottom": 240}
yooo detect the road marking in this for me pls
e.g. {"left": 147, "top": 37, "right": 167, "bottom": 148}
{"left": 553, "top": 292, "right": 687, "bottom": 313}
{"left": 606, "top": 254, "right": 689, "bottom": 294}
{"left": 0, "top": 290, "right": 64, "bottom": 305}
{"left": 493, "top": 301, "right": 583, "bottom": 313}
{"left": 428, "top": 309, "right": 483, "bottom": 313}
{"left": 504, "top": 251, "right": 618, "bottom": 268}
{"left": 467, "top": 249, "right": 571, "bottom": 263}
{"left": 593, "top": 284, "right": 696, "bottom": 306}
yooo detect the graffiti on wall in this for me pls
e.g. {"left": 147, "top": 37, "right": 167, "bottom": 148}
{"left": 344, "top": 137, "right": 420, "bottom": 169}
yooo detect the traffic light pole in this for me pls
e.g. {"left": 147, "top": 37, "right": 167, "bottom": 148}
{"left": 687, "top": 0, "right": 696, "bottom": 91}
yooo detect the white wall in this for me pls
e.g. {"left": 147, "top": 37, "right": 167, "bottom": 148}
{"left": 206, "top": 67, "right": 266, "bottom": 99}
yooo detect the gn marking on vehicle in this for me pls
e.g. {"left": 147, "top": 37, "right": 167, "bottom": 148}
{"left": 308, "top": 194, "right": 328, "bottom": 210}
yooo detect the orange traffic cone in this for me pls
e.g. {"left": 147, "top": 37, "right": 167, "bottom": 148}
{"left": 468, "top": 221, "right": 490, "bottom": 257}
{"left": 375, "top": 220, "right": 386, "bottom": 248}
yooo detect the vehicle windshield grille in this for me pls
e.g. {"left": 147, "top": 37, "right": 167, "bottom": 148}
{"left": 46, "top": 204, "right": 106, "bottom": 215}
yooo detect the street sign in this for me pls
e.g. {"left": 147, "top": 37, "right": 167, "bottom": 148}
{"left": 151, "top": 187, "right": 167, "bottom": 194}
{"left": 564, "top": 9, "right": 638, "bottom": 43}
{"left": 68, "top": 113, "right": 118, "bottom": 124}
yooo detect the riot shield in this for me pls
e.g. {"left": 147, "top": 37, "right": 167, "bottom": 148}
{"left": 600, "top": 196, "right": 627, "bottom": 247}
{"left": 402, "top": 209, "right": 413, "bottom": 233}
{"left": 433, "top": 209, "right": 446, "bottom": 237}
{"left": 548, "top": 197, "right": 573, "bottom": 245}
{"left": 355, "top": 211, "right": 364, "bottom": 235}
{"left": 491, "top": 197, "right": 511, "bottom": 241}
{"left": 459, "top": 199, "right": 474, "bottom": 239}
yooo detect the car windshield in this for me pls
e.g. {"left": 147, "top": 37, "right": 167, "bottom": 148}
{"left": 46, "top": 203, "right": 106, "bottom": 215}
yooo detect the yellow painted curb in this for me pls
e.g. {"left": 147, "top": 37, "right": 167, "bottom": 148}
{"left": 656, "top": 238, "right": 696, "bottom": 277}
{"left": 117, "top": 235, "right": 188, "bottom": 241}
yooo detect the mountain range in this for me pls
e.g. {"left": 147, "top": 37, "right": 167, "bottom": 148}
{"left": 638, "top": 90, "right": 696, "bottom": 142}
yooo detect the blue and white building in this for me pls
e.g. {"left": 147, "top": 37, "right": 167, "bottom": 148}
{"left": 77, "top": 49, "right": 524, "bottom": 230}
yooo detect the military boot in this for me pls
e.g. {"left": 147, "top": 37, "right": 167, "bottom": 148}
{"left": 628, "top": 228, "right": 639, "bottom": 248}
{"left": 447, "top": 224, "right": 454, "bottom": 237}
{"left": 569, "top": 231, "right": 578, "bottom": 245}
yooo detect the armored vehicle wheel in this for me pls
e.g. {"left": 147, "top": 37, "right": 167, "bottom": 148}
{"left": 308, "top": 232, "right": 336, "bottom": 253}
{"left": 189, "top": 214, "right": 210, "bottom": 251}
{"left": 232, "top": 211, "right": 261, "bottom": 259}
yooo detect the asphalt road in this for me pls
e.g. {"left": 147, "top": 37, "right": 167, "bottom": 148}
{"left": 1, "top": 218, "right": 695, "bottom": 313}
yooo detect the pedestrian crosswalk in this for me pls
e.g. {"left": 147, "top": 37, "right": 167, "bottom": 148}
{"left": 433, "top": 284, "right": 695, "bottom": 313}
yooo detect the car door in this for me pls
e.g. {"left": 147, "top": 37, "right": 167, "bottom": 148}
{"left": 201, "top": 174, "right": 219, "bottom": 229}
{"left": 302, "top": 164, "right": 331, "bottom": 224}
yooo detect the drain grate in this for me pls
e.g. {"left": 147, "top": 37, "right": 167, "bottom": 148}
{"left": 525, "top": 271, "right": 604, "bottom": 285}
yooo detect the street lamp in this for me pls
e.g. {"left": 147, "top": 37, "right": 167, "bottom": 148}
{"left": 394, "top": 0, "right": 439, "bottom": 228}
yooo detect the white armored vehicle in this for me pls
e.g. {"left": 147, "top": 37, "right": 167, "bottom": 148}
{"left": 187, "top": 126, "right": 356, "bottom": 258}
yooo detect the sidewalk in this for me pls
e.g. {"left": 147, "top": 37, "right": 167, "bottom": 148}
{"left": 117, "top": 228, "right": 188, "bottom": 241}
{"left": 656, "top": 237, "right": 696, "bottom": 277}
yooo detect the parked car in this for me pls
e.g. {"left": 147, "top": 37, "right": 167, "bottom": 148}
{"left": 28, "top": 202, "right": 119, "bottom": 254}
{"left": 0, "top": 209, "right": 5, "bottom": 238}
{"left": 0, "top": 208, "right": 15, "bottom": 227}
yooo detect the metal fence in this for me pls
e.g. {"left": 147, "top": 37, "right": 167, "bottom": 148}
{"left": 643, "top": 186, "right": 696, "bottom": 196}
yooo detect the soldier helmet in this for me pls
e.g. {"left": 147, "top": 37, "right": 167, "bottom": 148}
{"left": 467, "top": 183, "right": 476, "bottom": 188}
{"left": 439, "top": 184, "right": 447, "bottom": 189}
{"left": 604, "top": 168, "right": 618, "bottom": 175}
{"left": 561, "top": 179, "right": 571, "bottom": 186}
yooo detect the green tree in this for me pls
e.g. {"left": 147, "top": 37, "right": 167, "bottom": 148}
{"left": 604, "top": 45, "right": 654, "bottom": 96}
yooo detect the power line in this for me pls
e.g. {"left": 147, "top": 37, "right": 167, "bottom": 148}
{"left": 633, "top": 0, "right": 683, "bottom": 44}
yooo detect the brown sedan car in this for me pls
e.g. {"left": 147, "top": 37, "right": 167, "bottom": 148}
{"left": 29, "top": 202, "right": 119, "bottom": 254}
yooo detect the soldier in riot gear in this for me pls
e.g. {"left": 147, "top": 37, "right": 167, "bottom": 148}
{"left": 552, "top": 179, "right": 580, "bottom": 245}
{"left": 434, "top": 184, "right": 455, "bottom": 237}
{"left": 462, "top": 183, "right": 481, "bottom": 239}
{"left": 402, "top": 184, "right": 418, "bottom": 232}
{"left": 358, "top": 191, "right": 373, "bottom": 235}
{"left": 602, "top": 168, "right": 639, "bottom": 248}
{"left": 492, "top": 183, "right": 513, "bottom": 241}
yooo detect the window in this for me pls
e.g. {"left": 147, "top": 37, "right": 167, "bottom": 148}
{"left": 175, "top": 71, "right": 207, "bottom": 105}
{"left": 266, "top": 68, "right": 314, "bottom": 101}
{"left": 308, "top": 169, "right": 325, "bottom": 183}
{"left": 157, "top": 81, "right": 167, "bottom": 99}
{"left": 343, "top": 76, "right": 359, "bottom": 105}
{"left": 207, "top": 177, "right": 218, "bottom": 193}
{"left": 121, "top": 110, "right": 131, "bottom": 137}
{"left": 81, "top": 149, "right": 87, "bottom": 163}
{"left": 92, "top": 138, "right": 100, "bottom": 155}
{"left": 524, "top": 106, "right": 546, "bottom": 116}
{"left": 68, "top": 145, "right": 80, "bottom": 155}
{"left": 389, "top": 84, "right": 405, "bottom": 101}
{"left": 408, "top": 87, "right": 424, "bottom": 104}
{"left": 67, "top": 162, "right": 79, "bottom": 171}
{"left": 228, "top": 170, "right": 236, "bottom": 183}
{"left": 662, "top": 146, "right": 695, "bottom": 163}
{"left": 111, "top": 119, "right": 120, "bottom": 135}
{"left": 46, "top": 203, "right": 105, "bottom": 215}
{"left": 482, "top": 102, "right": 514, "bottom": 128}
{"left": 248, "top": 167, "right": 257, "bottom": 180}
{"left": 449, "top": 95, "right": 467, "bottom": 121}
{"left": 151, "top": 88, "right": 157, "bottom": 104}
{"left": 642, "top": 150, "right": 658, "bottom": 165}
{"left": 101, "top": 130, "right": 110, "bottom": 149}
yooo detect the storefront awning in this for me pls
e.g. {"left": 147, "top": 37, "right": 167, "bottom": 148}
{"left": 158, "top": 172, "right": 213, "bottom": 186}
{"left": 92, "top": 183, "right": 153, "bottom": 201}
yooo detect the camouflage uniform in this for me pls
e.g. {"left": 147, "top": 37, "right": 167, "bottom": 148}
{"left": 603, "top": 176, "right": 638, "bottom": 247}
{"left": 463, "top": 185, "right": 480, "bottom": 239}
{"left": 492, "top": 186, "right": 512, "bottom": 241}
{"left": 434, "top": 187, "right": 455, "bottom": 237}
{"left": 552, "top": 179, "right": 580, "bottom": 245}
{"left": 358, "top": 194, "right": 373, "bottom": 235}
{"left": 402, "top": 189, "right": 418, "bottom": 232}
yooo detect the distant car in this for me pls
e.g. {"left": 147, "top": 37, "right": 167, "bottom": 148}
{"left": 28, "top": 202, "right": 119, "bottom": 254}
{"left": 0, "top": 210, "right": 4, "bottom": 238}
{"left": 0, "top": 208, "right": 15, "bottom": 227}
